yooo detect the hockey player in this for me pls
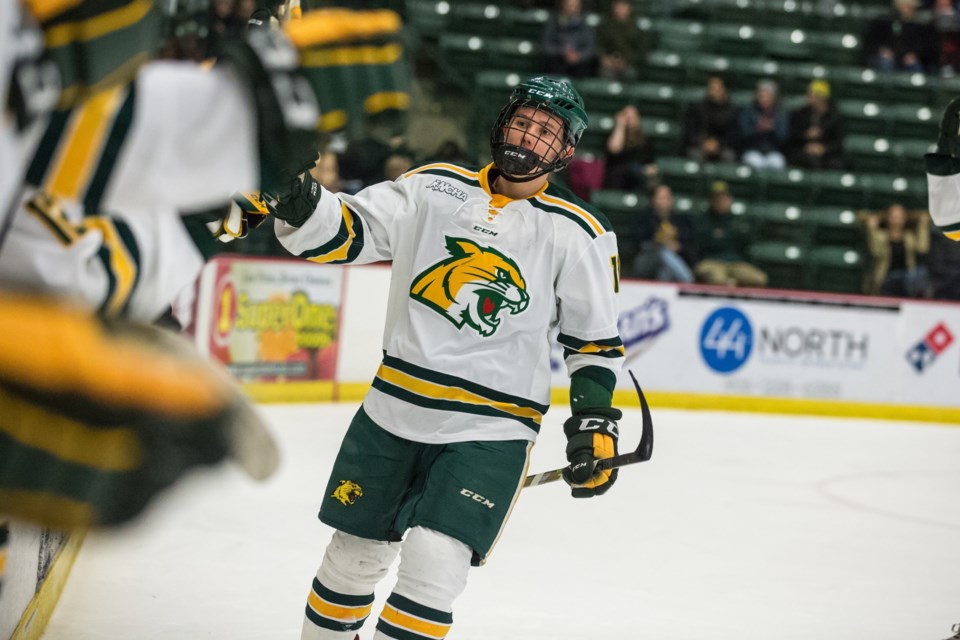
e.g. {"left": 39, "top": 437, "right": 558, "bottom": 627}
{"left": 0, "top": 1, "right": 404, "bottom": 533}
{"left": 269, "top": 76, "right": 625, "bottom": 640}
{"left": 926, "top": 97, "right": 960, "bottom": 240}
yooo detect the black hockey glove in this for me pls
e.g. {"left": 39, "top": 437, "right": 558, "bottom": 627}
{"left": 270, "top": 171, "right": 321, "bottom": 228}
{"left": 561, "top": 408, "right": 622, "bottom": 498}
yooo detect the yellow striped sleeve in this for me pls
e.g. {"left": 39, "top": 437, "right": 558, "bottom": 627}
{"left": 306, "top": 205, "right": 357, "bottom": 264}
{"left": 83, "top": 218, "right": 138, "bottom": 316}
{"left": 45, "top": 85, "right": 126, "bottom": 200}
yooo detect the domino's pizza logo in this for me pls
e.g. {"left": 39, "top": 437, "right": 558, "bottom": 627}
{"left": 699, "top": 307, "right": 753, "bottom": 374}
{"left": 905, "top": 322, "right": 954, "bottom": 373}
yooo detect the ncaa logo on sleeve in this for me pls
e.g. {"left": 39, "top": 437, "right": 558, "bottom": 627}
{"left": 700, "top": 307, "right": 753, "bottom": 374}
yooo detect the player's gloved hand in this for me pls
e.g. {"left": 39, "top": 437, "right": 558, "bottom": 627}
{"left": 561, "top": 408, "right": 622, "bottom": 498}
{"left": 270, "top": 171, "right": 321, "bottom": 228}
{"left": 937, "top": 97, "right": 960, "bottom": 157}
{"left": 0, "top": 293, "right": 278, "bottom": 529}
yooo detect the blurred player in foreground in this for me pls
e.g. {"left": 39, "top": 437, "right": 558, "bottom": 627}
{"left": 267, "top": 76, "right": 625, "bottom": 639}
{"left": 0, "top": 0, "right": 403, "bottom": 560}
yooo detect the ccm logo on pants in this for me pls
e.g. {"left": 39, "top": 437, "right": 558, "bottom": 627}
{"left": 460, "top": 489, "right": 495, "bottom": 509}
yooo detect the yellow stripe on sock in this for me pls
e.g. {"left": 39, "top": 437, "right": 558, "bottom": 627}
{"left": 307, "top": 591, "right": 372, "bottom": 622}
{"left": 380, "top": 604, "right": 451, "bottom": 639}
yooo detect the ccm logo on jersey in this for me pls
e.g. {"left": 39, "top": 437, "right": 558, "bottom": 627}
{"left": 460, "top": 488, "right": 495, "bottom": 509}
{"left": 577, "top": 418, "right": 618, "bottom": 437}
{"left": 473, "top": 225, "right": 498, "bottom": 236}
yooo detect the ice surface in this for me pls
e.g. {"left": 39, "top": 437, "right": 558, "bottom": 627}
{"left": 44, "top": 404, "right": 960, "bottom": 640}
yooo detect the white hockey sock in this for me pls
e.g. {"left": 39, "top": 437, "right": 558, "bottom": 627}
{"left": 301, "top": 530, "right": 399, "bottom": 640}
{"left": 373, "top": 527, "right": 472, "bottom": 640}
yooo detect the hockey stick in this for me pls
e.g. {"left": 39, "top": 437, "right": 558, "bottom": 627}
{"left": 523, "top": 370, "right": 653, "bottom": 488}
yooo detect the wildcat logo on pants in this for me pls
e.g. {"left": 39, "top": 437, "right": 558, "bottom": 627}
{"left": 410, "top": 237, "right": 529, "bottom": 337}
{"left": 331, "top": 480, "right": 363, "bottom": 506}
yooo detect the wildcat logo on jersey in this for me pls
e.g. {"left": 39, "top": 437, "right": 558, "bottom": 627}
{"left": 410, "top": 237, "right": 529, "bottom": 337}
{"left": 331, "top": 480, "right": 363, "bottom": 506}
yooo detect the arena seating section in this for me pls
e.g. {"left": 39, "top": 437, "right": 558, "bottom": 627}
{"left": 404, "top": 0, "right": 950, "bottom": 292}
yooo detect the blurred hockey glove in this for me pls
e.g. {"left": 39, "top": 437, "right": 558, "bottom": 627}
{"left": 937, "top": 97, "right": 960, "bottom": 157}
{"left": 561, "top": 408, "right": 622, "bottom": 498}
{"left": 203, "top": 194, "right": 272, "bottom": 243}
{"left": 0, "top": 293, "right": 278, "bottom": 529}
{"left": 270, "top": 171, "right": 321, "bottom": 228}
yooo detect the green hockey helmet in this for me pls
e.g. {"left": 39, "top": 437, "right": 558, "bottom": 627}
{"left": 490, "top": 76, "right": 588, "bottom": 181}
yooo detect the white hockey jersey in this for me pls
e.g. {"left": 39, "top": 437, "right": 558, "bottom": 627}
{"left": 0, "top": 60, "right": 259, "bottom": 320}
{"left": 277, "top": 162, "right": 625, "bottom": 444}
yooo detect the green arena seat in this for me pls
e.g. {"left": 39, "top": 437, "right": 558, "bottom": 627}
{"left": 806, "top": 245, "right": 865, "bottom": 293}
{"left": 644, "top": 50, "right": 688, "bottom": 85}
{"left": 844, "top": 134, "right": 900, "bottom": 174}
{"left": 865, "top": 174, "right": 928, "bottom": 210}
{"left": 764, "top": 167, "right": 817, "bottom": 205}
{"left": 807, "top": 206, "right": 864, "bottom": 247}
{"left": 836, "top": 99, "right": 890, "bottom": 136}
{"left": 574, "top": 78, "right": 634, "bottom": 114}
{"left": 748, "top": 241, "right": 808, "bottom": 289}
{"left": 746, "top": 202, "right": 816, "bottom": 245}
{"left": 887, "top": 103, "right": 939, "bottom": 140}
{"left": 700, "top": 162, "right": 765, "bottom": 201}
{"left": 657, "top": 157, "right": 707, "bottom": 196}
{"left": 810, "top": 170, "right": 871, "bottom": 208}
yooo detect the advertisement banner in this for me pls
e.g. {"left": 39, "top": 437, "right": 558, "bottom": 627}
{"left": 195, "top": 257, "right": 344, "bottom": 384}
{"left": 550, "top": 282, "right": 960, "bottom": 409}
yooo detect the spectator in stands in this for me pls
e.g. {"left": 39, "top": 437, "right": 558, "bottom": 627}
{"left": 632, "top": 185, "right": 696, "bottom": 282}
{"left": 694, "top": 181, "right": 768, "bottom": 287}
{"left": 865, "top": 203, "right": 931, "bottom": 296}
{"left": 930, "top": 0, "right": 960, "bottom": 73}
{"left": 310, "top": 149, "right": 341, "bottom": 193}
{"left": 596, "top": 0, "right": 648, "bottom": 80}
{"left": 603, "top": 105, "right": 659, "bottom": 192}
{"left": 384, "top": 149, "right": 416, "bottom": 182}
{"left": 682, "top": 74, "right": 738, "bottom": 164}
{"left": 429, "top": 139, "right": 473, "bottom": 165}
{"left": 785, "top": 80, "right": 846, "bottom": 170}
{"left": 542, "top": 0, "right": 597, "bottom": 78}
{"left": 863, "top": 0, "right": 940, "bottom": 73}
{"left": 737, "top": 79, "right": 788, "bottom": 171}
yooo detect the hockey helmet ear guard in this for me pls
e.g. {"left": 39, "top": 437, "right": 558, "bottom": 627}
{"left": 490, "top": 76, "right": 588, "bottom": 182}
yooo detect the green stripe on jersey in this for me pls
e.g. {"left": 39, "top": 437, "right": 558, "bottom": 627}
{"left": 382, "top": 355, "right": 548, "bottom": 413}
{"left": 371, "top": 378, "right": 541, "bottom": 433}
{"left": 84, "top": 85, "right": 136, "bottom": 213}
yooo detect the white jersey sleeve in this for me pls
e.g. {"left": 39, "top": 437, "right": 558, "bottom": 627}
{"left": 22, "top": 60, "right": 259, "bottom": 217}
{"left": 274, "top": 177, "right": 415, "bottom": 264}
{"left": 555, "top": 220, "right": 625, "bottom": 379}
{"left": 0, "top": 189, "right": 207, "bottom": 321}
